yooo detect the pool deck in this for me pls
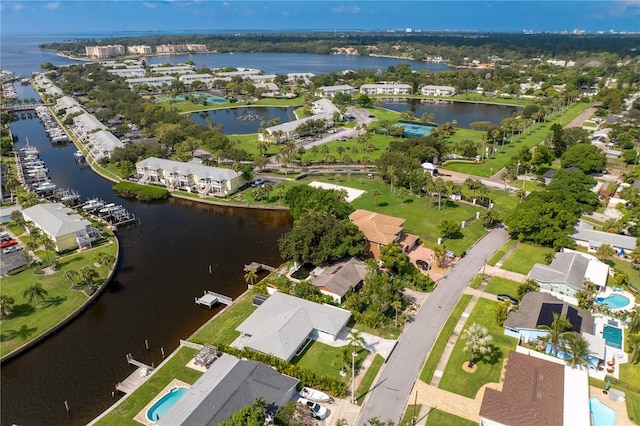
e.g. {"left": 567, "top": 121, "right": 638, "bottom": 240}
{"left": 133, "top": 379, "right": 190, "bottom": 426}
{"left": 590, "top": 386, "right": 635, "bottom": 426}
{"left": 598, "top": 287, "right": 636, "bottom": 311}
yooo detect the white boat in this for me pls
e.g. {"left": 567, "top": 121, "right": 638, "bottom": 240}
{"left": 82, "top": 199, "right": 105, "bottom": 212}
{"left": 98, "top": 204, "right": 122, "bottom": 215}
{"left": 74, "top": 150, "right": 84, "bottom": 158}
{"left": 299, "top": 387, "right": 332, "bottom": 403}
{"left": 36, "top": 182, "right": 57, "bottom": 192}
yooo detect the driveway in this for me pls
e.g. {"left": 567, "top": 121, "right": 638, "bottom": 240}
{"left": 356, "top": 227, "right": 509, "bottom": 425}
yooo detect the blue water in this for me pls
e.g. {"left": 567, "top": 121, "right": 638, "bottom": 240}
{"left": 603, "top": 326, "right": 623, "bottom": 349}
{"left": 396, "top": 123, "right": 432, "bottom": 137}
{"left": 190, "top": 106, "right": 296, "bottom": 134}
{"left": 596, "top": 294, "right": 630, "bottom": 309}
{"left": 590, "top": 397, "right": 616, "bottom": 426}
{"left": 146, "top": 387, "right": 188, "bottom": 422}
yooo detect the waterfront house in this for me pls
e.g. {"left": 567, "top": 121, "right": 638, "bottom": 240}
{"left": 348, "top": 209, "right": 419, "bottom": 259}
{"left": 310, "top": 257, "right": 367, "bottom": 303}
{"left": 316, "top": 84, "right": 356, "bottom": 97}
{"left": 22, "top": 203, "right": 101, "bottom": 252}
{"left": 359, "top": 83, "right": 412, "bottom": 95}
{"left": 135, "top": 157, "right": 244, "bottom": 197}
{"left": 258, "top": 99, "right": 339, "bottom": 143}
{"left": 420, "top": 85, "right": 456, "bottom": 97}
{"left": 157, "top": 353, "right": 298, "bottom": 425}
{"left": 235, "top": 292, "right": 351, "bottom": 361}
{"left": 528, "top": 249, "right": 609, "bottom": 298}
{"left": 479, "top": 350, "right": 590, "bottom": 426}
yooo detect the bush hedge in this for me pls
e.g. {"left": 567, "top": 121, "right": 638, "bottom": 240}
{"left": 112, "top": 181, "right": 169, "bottom": 201}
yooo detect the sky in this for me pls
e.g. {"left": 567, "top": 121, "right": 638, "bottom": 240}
{"left": 1, "top": 0, "right": 639, "bottom": 35}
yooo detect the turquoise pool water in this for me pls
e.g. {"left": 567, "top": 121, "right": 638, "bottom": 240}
{"left": 146, "top": 387, "right": 188, "bottom": 422}
{"left": 596, "top": 294, "right": 631, "bottom": 309}
{"left": 603, "top": 325, "right": 623, "bottom": 349}
{"left": 395, "top": 123, "right": 432, "bottom": 137}
{"left": 590, "top": 397, "right": 616, "bottom": 426}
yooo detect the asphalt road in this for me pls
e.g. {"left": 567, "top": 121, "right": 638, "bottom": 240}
{"left": 356, "top": 227, "right": 510, "bottom": 424}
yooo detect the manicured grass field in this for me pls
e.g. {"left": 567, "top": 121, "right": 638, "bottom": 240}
{"left": 425, "top": 408, "right": 478, "bottom": 426}
{"left": 438, "top": 298, "right": 518, "bottom": 398}
{"left": 0, "top": 239, "right": 118, "bottom": 358}
{"left": 95, "top": 347, "right": 202, "bottom": 426}
{"left": 487, "top": 240, "right": 516, "bottom": 266}
{"left": 400, "top": 405, "right": 422, "bottom": 426}
{"left": 500, "top": 242, "right": 554, "bottom": 275}
{"left": 189, "top": 293, "right": 257, "bottom": 347}
{"left": 291, "top": 340, "right": 369, "bottom": 382}
{"left": 355, "top": 354, "right": 385, "bottom": 404}
{"left": 419, "top": 295, "right": 473, "bottom": 384}
{"left": 483, "top": 277, "right": 521, "bottom": 297}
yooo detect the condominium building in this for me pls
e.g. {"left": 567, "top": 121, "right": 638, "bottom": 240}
{"left": 127, "top": 45, "right": 153, "bottom": 55}
{"left": 156, "top": 44, "right": 189, "bottom": 54}
{"left": 421, "top": 85, "right": 456, "bottom": 97}
{"left": 186, "top": 44, "right": 208, "bottom": 52}
{"left": 360, "top": 83, "right": 412, "bottom": 95}
{"left": 316, "top": 84, "right": 356, "bottom": 97}
{"left": 85, "top": 45, "right": 125, "bottom": 59}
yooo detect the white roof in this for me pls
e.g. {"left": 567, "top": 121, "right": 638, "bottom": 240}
{"left": 563, "top": 364, "right": 590, "bottom": 426}
{"left": 236, "top": 292, "right": 351, "bottom": 361}
{"left": 22, "top": 203, "right": 90, "bottom": 238}
{"left": 584, "top": 258, "right": 609, "bottom": 288}
{"left": 582, "top": 332, "right": 606, "bottom": 359}
{"left": 136, "top": 157, "right": 242, "bottom": 182}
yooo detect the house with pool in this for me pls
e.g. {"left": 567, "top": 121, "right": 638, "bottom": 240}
{"left": 528, "top": 249, "right": 609, "bottom": 298}
{"left": 135, "top": 157, "right": 244, "bottom": 198}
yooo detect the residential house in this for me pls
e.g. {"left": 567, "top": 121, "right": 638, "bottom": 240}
{"left": 158, "top": 354, "right": 298, "bottom": 425}
{"left": 348, "top": 209, "right": 419, "bottom": 258}
{"left": 136, "top": 157, "right": 244, "bottom": 198}
{"left": 479, "top": 350, "right": 590, "bottom": 426}
{"left": 258, "top": 99, "right": 339, "bottom": 143}
{"left": 420, "top": 85, "right": 456, "bottom": 97}
{"left": 542, "top": 166, "right": 580, "bottom": 185}
{"left": 310, "top": 257, "right": 367, "bottom": 303}
{"left": 22, "top": 203, "right": 101, "bottom": 252}
{"left": 570, "top": 220, "right": 636, "bottom": 255}
{"left": 528, "top": 250, "right": 609, "bottom": 297}
{"left": 360, "top": 83, "right": 412, "bottom": 95}
{"left": 235, "top": 292, "right": 351, "bottom": 361}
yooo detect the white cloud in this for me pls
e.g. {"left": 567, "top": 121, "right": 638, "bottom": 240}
{"left": 332, "top": 3, "right": 361, "bottom": 14}
{"left": 43, "top": 1, "right": 60, "bottom": 10}
{"left": 142, "top": 2, "right": 157, "bottom": 8}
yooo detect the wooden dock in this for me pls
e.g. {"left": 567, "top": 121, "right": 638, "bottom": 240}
{"left": 115, "top": 354, "right": 155, "bottom": 394}
{"left": 243, "top": 262, "right": 276, "bottom": 273}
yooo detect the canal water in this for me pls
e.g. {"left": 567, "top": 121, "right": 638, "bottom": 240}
{"left": 1, "top": 84, "right": 292, "bottom": 426}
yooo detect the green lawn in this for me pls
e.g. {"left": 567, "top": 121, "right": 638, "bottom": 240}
{"left": 500, "top": 242, "right": 554, "bottom": 275}
{"left": 443, "top": 102, "right": 591, "bottom": 177}
{"left": 425, "top": 408, "right": 478, "bottom": 426}
{"left": 355, "top": 354, "right": 385, "bottom": 404}
{"left": 487, "top": 240, "right": 516, "bottom": 266}
{"left": 291, "top": 340, "right": 368, "bottom": 382}
{"left": 1, "top": 238, "right": 118, "bottom": 358}
{"left": 469, "top": 274, "right": 484, "bottom": 290}
{"left": 627, "top": 391, "right": 640, "bottom": 424}
{"left": 420, "top": 294, "right": 473, "bottom": 384}
{"left": 95, "top": 347, "right": 202, "bottom": 426}
{"left": 483, "top": 277, "right": 521, "bottom": 297}
{"left": 189, "top": 293, "right": 257, "bottom": 346}
{"left": 438, "top": 298, "right": 518, "bottom": 398}
{"left": 400, "top": 405, "right": 422, "bottom": 426}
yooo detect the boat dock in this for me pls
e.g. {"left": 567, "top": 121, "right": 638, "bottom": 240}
{"left": 195, "top": 290, "right": 233, "bottom": 308}
{"left": 243, "top": 262, "right": 277, "bottom": 273}
{"left": 115, "top": 354, "right": 155, "bottom": 394}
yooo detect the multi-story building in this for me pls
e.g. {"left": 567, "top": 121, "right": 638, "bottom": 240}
{"left": 127, "top": 45, "right": 153, "bottom": 55}
{"left": 421, "top": 85, "right": 456, "bottom": 97}
{"left": 316, "top": 84, "right": 356, "bottom": 97}
{"left": 85, "top": 45, "right": 125, "bottom": 59}
{"left": 186, "top": 44, "right": 208, "bottom": 52}
{"left": 156, "top": 44, "right": 189, "bottom": 54}
{"left": 359, "top": 83, "right": 412, "bottom": 95}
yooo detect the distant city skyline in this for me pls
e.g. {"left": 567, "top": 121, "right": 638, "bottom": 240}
{"left": 1, "top": 0, "right": 639, "bottom": 36}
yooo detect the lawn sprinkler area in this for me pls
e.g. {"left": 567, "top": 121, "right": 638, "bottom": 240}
{"left": 394, "top": 122, "right": 433, "bottom": 137}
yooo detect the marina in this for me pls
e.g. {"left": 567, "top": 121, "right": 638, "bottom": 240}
{"left": 35, "top": 105, "right": 69, "bottom": 144}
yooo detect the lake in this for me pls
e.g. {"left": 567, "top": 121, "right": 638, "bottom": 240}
{"left": 190, "top": 106, "right": 297, "bottom": 134}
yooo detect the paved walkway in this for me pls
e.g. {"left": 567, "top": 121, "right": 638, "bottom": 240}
{"left": 483, "top": 264, "right": 529, "bottom": 283}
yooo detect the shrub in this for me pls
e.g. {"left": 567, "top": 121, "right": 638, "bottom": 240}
{"left": 112, "top": 181, "right": 169, "bottom": 201}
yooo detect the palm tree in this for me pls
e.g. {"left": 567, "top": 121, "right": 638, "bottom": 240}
{"left": 391, "top": 300, "right": 402, "bottom": 327}
{"left": 244, "top": 269, "right": 258, "bottom": 286}
{"left": 371, "top": 189, "right": 381, "bottom": 207}
{"left": 80, "top": 266, "right": 99, "bottom": 290}
{"left": 561, "top": 333, "right": 591, "bottom": 369}
{"left": 463, "top": 323, "right": 492, "bottom": 368}
{"left": 346, "top": 329, "right": 366, "bottom": 403}
{"left": 65, "top": 269, "right": 80, "bottom": 286}
{"left": 0, "top": 294, "right": 15, "bottom": 317}
{"left": 537, "top": 312, "right": 572, "bottom": 356}
{"left": 23, "top": 283, "right": 48, "bottom": 307}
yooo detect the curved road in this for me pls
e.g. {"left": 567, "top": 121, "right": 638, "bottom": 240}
{"left": 356, "top": 227, "right": 510, "bottom": 424}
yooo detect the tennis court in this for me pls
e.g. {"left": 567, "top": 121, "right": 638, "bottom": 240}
{"left": 394, "top": 122, "right": 433, "bottom": 137}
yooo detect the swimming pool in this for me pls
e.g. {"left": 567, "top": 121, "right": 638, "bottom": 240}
{"left": 596, "top": 294, "right": 631, "bottom": 309}
{"left": 146, "top": 387, "right": 188, "bottom": 422}
{"left": 603, "top": 325, "right": 623, "bottom": 349}
{"left": 590, "top": 397, "right": 616, "bottom": 426}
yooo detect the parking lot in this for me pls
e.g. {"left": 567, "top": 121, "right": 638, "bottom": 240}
{"left": 1, "top": 247, "right": 29, "bottom": 275}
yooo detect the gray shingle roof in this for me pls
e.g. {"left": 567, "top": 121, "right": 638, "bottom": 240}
{"left": 236, "top": 292, "right": 351, "bottom": 361}
{"left": 529, "top": 252, "right": 588, "bottom": 290}
{"left": 136, "top": 157, "right": 242, "bottom": 181}
{"left": 22, "top": 203, "right": 90, "bottom": 238}
{"left": 312, "top": 257, "right": 367, "bottom": 298}
{"left": 571, "top": 221, "right": 636, "bottom": 251}
{"left": 158, "top": 354, "right": 299, "bottom": 426}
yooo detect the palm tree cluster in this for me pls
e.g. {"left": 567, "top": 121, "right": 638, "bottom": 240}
{"left": 537, "top": 312, "right": 592, "bottom": 369}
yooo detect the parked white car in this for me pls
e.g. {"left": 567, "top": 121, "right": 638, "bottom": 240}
{"left": 2, "top": 245, "right": 23, "bottom": 254}
{"left": 298, "top": 397, "right": 329, "bottom": 420}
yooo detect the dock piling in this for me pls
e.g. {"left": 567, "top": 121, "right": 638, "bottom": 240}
{"left": 145, "top": 339, "right": 149, "bottom": 350}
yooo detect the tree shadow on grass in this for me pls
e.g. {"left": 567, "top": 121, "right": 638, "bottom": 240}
{"left": 57, "top": 257, "right": 83, "bottom": 268}
{"left": 1, "top": 324, "right": 38, "bottom": 342}
{"left": 479, "top": 344, "right": 504, "bottom": 366}
{"left": 377, "top": 202, "right": 389, "bottom": 208}
{"left": 9, "top": 303, "right": 35, "bottom": 318}
{"left": 41, "top": 295, "right": 67, "bottom": 308}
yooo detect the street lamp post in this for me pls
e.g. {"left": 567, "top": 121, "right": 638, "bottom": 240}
{"left": 352, "top": 347, "right": 356, "bottom": 404}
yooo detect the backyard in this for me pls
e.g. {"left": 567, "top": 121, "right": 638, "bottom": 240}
{"left": 499, "top": 242, "right": 554, "bottom": 275}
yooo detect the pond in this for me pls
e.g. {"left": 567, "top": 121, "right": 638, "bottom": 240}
{"left": 190, "top": 106, "right": 297, "bottom": 134}
{"left": 381, "top": 98, "right": 521, "bottom": 129}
